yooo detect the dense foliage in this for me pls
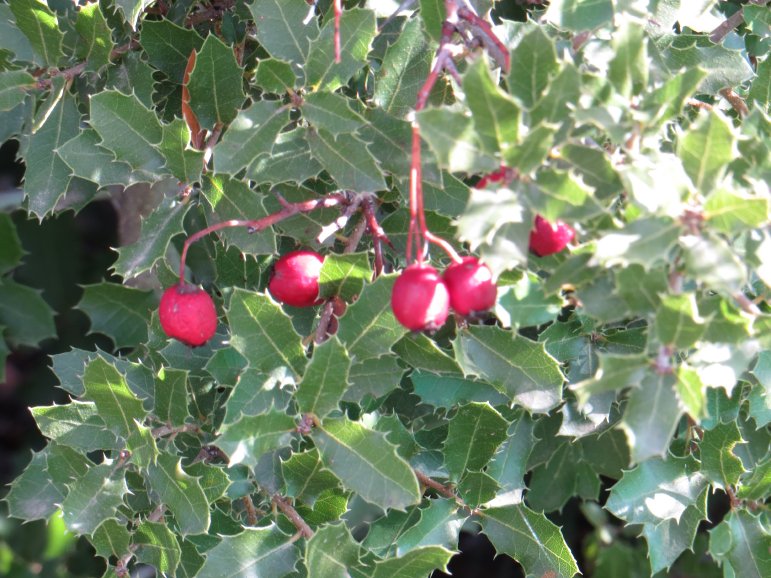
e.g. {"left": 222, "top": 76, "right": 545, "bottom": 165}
{"left": 1, "top": 0, "right": 769, "bottom": 577}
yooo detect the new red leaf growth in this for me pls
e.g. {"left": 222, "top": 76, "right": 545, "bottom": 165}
{"left": 443, "top": 257, "right": 497, "bottom": 317}
{"left": 268, "top": 250, "right": 325, "bottom": 307}
{"left": 391, "top": 264, "right": 450, "bottom": 332}
{"left": 159, "top": 283, "right": 218, "bottom": 346}
{"left": 529, "top": 215, "right": 576, "bottom": 257}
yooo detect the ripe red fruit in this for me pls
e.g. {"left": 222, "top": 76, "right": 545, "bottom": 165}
{"left": 268, "top": 250, "right": 325, "bottom": 307}
{"left": 476, "top": 166, "right": 509, "bottom": 189}
{"left": 391, "top": 264, "right": 450, "bottom": 332}
{"left": 443, "top": 257, "right": 497, "bottom": 317}
{"left": 529, "top": 215, "right": 576, "bottom": 257}
{"left": 159, "top": 283, "right": 217, "bottom": 347}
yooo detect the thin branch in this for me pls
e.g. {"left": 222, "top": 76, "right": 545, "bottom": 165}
{"left": 178, "top": 192, "right": 347, "bottom": 282}
{"left": 35, "top": 40, "right": 138, "bottom": 90}
{"left": 333, "top": 0, "right": 342, "bottom": 63}
{"left": 414, "top": 469, "right": 458, "bottom": 501}
{"left": 242, "top": 495, "right": 260, "bottom": 526}
{"left": 709, "top": 8, "right": 746, "bottom": 44}
{"left": 272, "top": 494, "right": 314, "bottom": 538}
{"left": 719, "top": 87, "right": 749, "bottom": 117}
{"left": 686, "top": 98, "right": 714, "bottom": 112}
{"left": 733, "top": 291, "right": 762, "bottom": 316}
{"left": 314, "top": 300, "right": 336, "bottom": 345}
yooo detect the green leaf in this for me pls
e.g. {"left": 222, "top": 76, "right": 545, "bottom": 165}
{"left": 159, "top": 118, "right": 204, "bottom": 183}
{"left": 255, "top": 59, "right": 297, "bottom": 93}
{"left": 77, "top": 283, "right": 156, "bottom": 349}
{"left": 297, "top": 336, "right": 351, "bottom": 418}
{"left": 146, "top": 452, "right": 210, "bottom": 536}
{"left": 303, "top": 91, "right": 365, "bottom": 135}
{"left": 444, "top": 403, "right": 508, "bottom": 481}
{"left": 392, "top": 334, "right": 461, "bottom": 375}
{"left": 704, "top": 189, "right": 769, "bottom": 235}
{"left": 186, "top": 462, "right": 230, "bottom": 503}
{"left": 305, "top": 523, "right": 361, "bottom": 578}
{"left": 700, "top": 422, "right": 746, "bottom": 490}
{"left": 507, "top": 26, "right": 558, "bottom": 108}
{"left": 31, "top": 401, "right": 120, "bottom": 451}
{"left": 223, "top": 367, "right": 294, "bottom": 423}
{"left": 247, "top": 127, "right": 323, "bottom": 184}
{"left": 227, "top": 289, "right": 307, "bottom": 375}
{"left": 359, "top": 109, "right": 443, "bottom": 187}
{"left": 571, "top": 353, "right": 647, "bottom": 404}
{"left": 215, "top": 409, "right": 296, "bottom": 467}
{"left": 57, "top": 128, "right": 141, "bottom": 188}
{"left": 419, "top": 0, "right": 444, "bottom": 41}
{"left": 10, "top": 0, "right": 63, "bottom": 66}
{"left": 113, "top": 196, "right": 191, "bottom": 280}
{"left": 487, "top": 411, "right": 536, "bottom": 493}
{"left": 345, "top": 355, "right": 405, "bottom": 402}
{"left": 61, "top": 464, "right": 128, "bottom": 536}
{"left": 458, "top": 471, "right": 500, "bottom": 508}
{"left": 140, "top": 19, "right": 204, "bottom": 83}
{"left": 214, "top": 100, "right": 290, "bottom": 176}
{"left": 24, "top": 92, "right": 80, "bottom": 217}
{"left": 82, "top": 357, "right": 146, "bottom": 439}
{"left": 114, "top": 0, "right": 153, "bottom": 29}
{"left": 92, "top": 519, "right": 131, "bottom": 559}
{"left": 531, "top": 63, "right": 581, "bottom": 126}
{"left": 187, "top": 35, "right": 245, "bottom": 129}
{"left": 605, "top": 455, "right": 707, "bottom": 525}
{"left": 503, "top": 124, "right": 555, "bottom": 174}
{"left": 0, "top": 70, "right": 34, "bottom": 111}
{"left": 153, "top": 368, "right": 188, "bottom": 427}
{"left": 373, "top": 18, "right": 432, "bottom": 119}
{"left": 453, "top": 325, "right": 564, "bottom": 413}
{"left": 464, "top": 57, "right": 520, "bottom": 155}
{"left": 196, "top": 524, "right": 298, "bottom": 578}
{"left": 313, "top": 418, "right": 421, "bottom": 511}
{"left": 737, "top": 456, "right": 771, "bottom": 501}
{"left": 0, "top": 4, "right": 36, "bottom": 64}
{"left": 653, "top": 33, "right": 753, "bottom": 96}
{"left": 126, "top": 424, "right": 158, "bottom": 470}
{"left": 480, "top": 504, "right": 579, "bottom": 578}
{"left": 282, "top": 449, "right": 341, "bottom": 506}
{"left": 608, "top": 21, "right": 648, "bottom": 98}
{"left": 5, "top": 450, "right": 64, "bottom": 521}
{"left": 89, "top": 90, "right": 166, "bottom": 173}
{"left": 593, "top": 217, "right": 682, "bottom": 270}
{"left": 305, "top": 8, "right": 377, "bottom": 91}
{"left": 308, "top": 128, "right": 386, "bottom": 192}
{"left": 417, "top": 108, "right": 498, "bottom": 174}
{"left": 677, "top": 110, "right": 737, "bottom": 193}
{"left": 496, "top": 274, "right": 562, "bottom": 329}
{"left": 133, "top": 520, "right": 181, "bottom": 576}
{"left": 337, "top": 275, "right": 406, "bottom": 361}
{"left": 642, "top": 489, "right": 708, "bottom": 574}
{"left": 748, "top": 53, "right": 770, "bottom": 110}
{"left": 656, "top": 293, "right": 706, "bottom": 349}
{"left": 318, "top": 252, "right": 371, "bottom": 300}
{"left": 201, "top": 174, "right": 276, "bottom": 255}
{"left": 560, "top": 144, "right": 623, "bottom": 199}
{"left": 709, "top": 510, "right": 771, "bottom": 578}
{"left": 527, "top": 443, "right": 599, "bottom": 512}
{"left": 395, "top": 499, "right": 465, "bottom": 556}
{"left": 455, "top": 187, "right": 531, "bottom": 276}
{"left": 248, "top": 0, "right": 319, "bottom": 68}
{"left": 0, "top": 213, "right": 23, "bottom": 274}
{"left": 75, "top": 2, "right": 114, "bottom": 71}
{"left": 621, "top": 372, "right": 683, "bottom": 463}
{"left": 682, "top": 233, "right": 747, "bottom": 293}
{"left": 370, "top": 546, "right": 453, "bottom": 578}
{"left": 0, "top": 279, "right": 56, "bottom": 346}
{"left": 544, "top": 0, "right": 613, "bottom": 31}
{"left": 640, "top": 68, "right": 707, "bottom": 131}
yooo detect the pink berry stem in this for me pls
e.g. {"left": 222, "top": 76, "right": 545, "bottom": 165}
{"left": 178, "top": 192, "right": 347, "bottom": 283}
{"left": 333, "top": 0, "right": 342, "bottom": 63}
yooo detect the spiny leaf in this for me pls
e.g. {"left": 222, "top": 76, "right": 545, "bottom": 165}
{"left": 146, "top": 452, "right": 210, "bottom": 536}
{"left": 82, "top": 357, "right": 146, "bottom": 439}
{"left": 313, "top": 418, "right": 421, "bottom": 511}
{"left": 10, "top": 0, "right": 63, "bottom": 66}
{"left": 297, "top": 336, "right": 351, "bottom": 419}
{"left": 444, "top": 403, "right": 509, "bottom": 481}
{"left": 61, "top": 463, "right": 128, "bottom": 536}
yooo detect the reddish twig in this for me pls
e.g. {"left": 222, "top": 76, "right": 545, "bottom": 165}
{"left": 361, "top": 195, "right": 392, "bottom": 277}
{"left": 314, "top": 301, "right": 336, "bottom": 344}
{"left": 414, "top": 470, "right": 458, "bottom": 501}
{"left": 151, "top": 422, "right": 201, "bottom": 438}
{"left": 272, "top": 494, "right": 314, "bottom": 538}
{"left": 333, "top": 0, "right": 342, "bottom": 63}
{"left": 719, "top": 88, "right": 749, "bottom": 117}
{"left": 35, "top": 40, "right": 138, "bottom": 90}
{"left": 686, "top": 98, "right": 714, "bottom": 112}
{"left": 178, "top": 193, "right": 347, "bottom": 282}
{"left": 242, "top": 495, "right": 260, "bottom": 526}
{"left": 709, "top": 8, "right": 746, "bottom": 44}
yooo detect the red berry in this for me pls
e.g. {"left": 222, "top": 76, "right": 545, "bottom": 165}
{"left": 391, "top": 264, "right": 450, "bottom": 332}
{"left": 159, "top": 283, "right": 217, "bottom": 347}
{"left": 476, "top": 166, "right": 509, "bottom": 189}
{"left": 529, "top": 215, "right": 576, "bottom": 257}
{"left": 268, "top": 250, "right": 325, "bottom": 307}
{"left": 443, "top": 257, "right": 497, "bottom": 317}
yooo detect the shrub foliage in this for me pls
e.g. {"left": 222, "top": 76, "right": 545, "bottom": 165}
{"left": 1, "top": 0, "right": 769, "bottom": 577}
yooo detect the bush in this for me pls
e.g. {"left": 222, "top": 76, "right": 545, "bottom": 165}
{"left": 1, "top": 0, "right": 769, "bottom": 577}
